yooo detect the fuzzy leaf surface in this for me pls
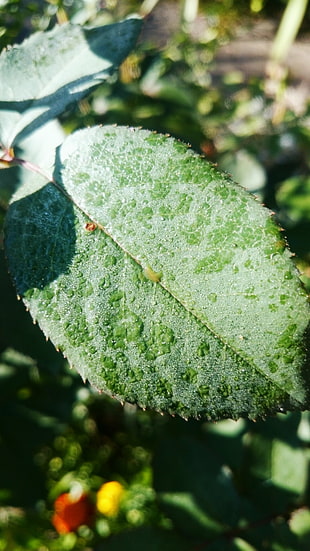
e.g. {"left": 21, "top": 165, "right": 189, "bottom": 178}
{"left": 5, "top": 126, "right": 310, "bottom": 420}
{"left": 0, "top": 18, "right": 142, "bottom": 146}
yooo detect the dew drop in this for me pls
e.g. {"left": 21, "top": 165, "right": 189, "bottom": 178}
{"left": 143, "top": 266, "right": 162, "bottom": 282}
{"left": 268, "top": 361, "right": 278, "bottom": 373}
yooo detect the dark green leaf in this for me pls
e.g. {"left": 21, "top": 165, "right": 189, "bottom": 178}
{"left": 241, "top": 413, "right": 309, "bottom": 514}
{"left": 153, "top": 429, "right": 241, "bottom": 528}
{"left": 96, "top": 526, "right": 188, "bottom": 551}
{"left": 0, "top": 348, "right": 74, "bottom": 506}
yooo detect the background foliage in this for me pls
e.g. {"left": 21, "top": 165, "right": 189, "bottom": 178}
{"left": 0, "top": 0, "right": 309, "bottom": 549}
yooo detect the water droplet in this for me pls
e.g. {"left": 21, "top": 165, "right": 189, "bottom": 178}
{"left": 198, "top": 385, "right": 209, "bottom": 399}
{"left": 182, "top": 368, "right": 198, "bottom": 384}
{"left": 197, "top": 342, "right": 210, "bottom": 357}
{"left": 268, "top": 361, "right": 278, "bottom": 373}
{"left": 143, "top": 266, "right": 162, "bottom": 282}
{"left": 104, "top": 255, "right": 117, "bottom": 267}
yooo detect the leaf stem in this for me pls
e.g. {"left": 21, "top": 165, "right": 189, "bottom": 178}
{"left": 12, "top": 156, "right": 53, "bottom": 183}
{"left": 0, "top": 146, "right": 53, "bottom": 182}
{"left": 2, "top": 147, "right": 96, "bottom": 225}
{"left": 0, "top": 146, "right": 75, "bottom": 204}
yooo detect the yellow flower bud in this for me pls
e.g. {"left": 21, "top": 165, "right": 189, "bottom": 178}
{"left": 96, "top": 481, "right": 124, "bottom": 517}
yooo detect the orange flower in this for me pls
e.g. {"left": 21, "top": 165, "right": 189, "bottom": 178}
{"left": 96, "top": 481, "right": 125, "bottom": 517}
{"left": 52, "top": 492, "right": 94, "bottom": 534}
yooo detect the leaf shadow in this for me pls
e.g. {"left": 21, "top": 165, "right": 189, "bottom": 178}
{"left": 5, "top": 181, "right": 76, "bottom": 294}
{"left": 0, "top": 74, "right": 112, "bottom": 146}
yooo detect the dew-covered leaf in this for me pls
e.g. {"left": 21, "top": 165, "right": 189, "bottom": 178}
{"left": 0, "top": 17, "right": 142, "bottom": 146}
{"left": 4, "top": 126, "right": 310, "bottom": 420}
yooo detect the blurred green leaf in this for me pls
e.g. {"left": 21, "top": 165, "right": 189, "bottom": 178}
{"left": 289, "top": 508, "right": 310, "bottom": 548}
{"left": 242, "top": 414, "right": 309, "bottom": 515}
{"left": 96, "top": 526, "right": 188, "bottom": 550}
{"left": 233, "top": 538, "right": 258, "bottom": 551}
{"left": 271, "top": 438, "right": 308, "bottom": 495}
{"left": 276, "top": 176, "right": 310, "bottom": 223}
{"left": 219, "top": 150, "right": 266, "bottom": 196}
{"left": 0, "top": 348, "right": 79, "bottom": 506}
{"left": 158, "top": 491, "right": 223, "bottom": 539}
{"left": 153, "top": 429, "right": 241, "bottom": 529}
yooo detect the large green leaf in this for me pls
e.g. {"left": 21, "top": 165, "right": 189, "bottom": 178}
{"left": 4, "top": 126, "right": 310, "bottom": 420}
{"left": 97, "top": 526, "right": 188, "bottom": 551}
{"left": 0, "top": 17, "right": 142, "bottom": 147}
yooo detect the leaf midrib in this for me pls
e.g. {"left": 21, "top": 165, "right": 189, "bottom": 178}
{"left": 50, "top": 178, "right": 295, "bottom": 401}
